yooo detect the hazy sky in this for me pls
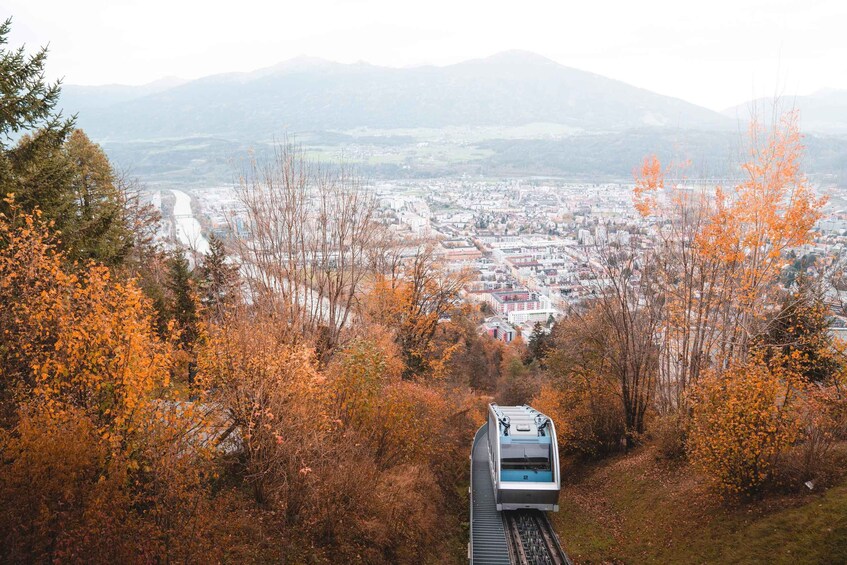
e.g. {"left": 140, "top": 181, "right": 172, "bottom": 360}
{"left": 5, "top": 0, "right": 846, "bottom": 111}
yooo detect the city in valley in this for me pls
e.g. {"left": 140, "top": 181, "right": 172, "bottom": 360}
{"left": 160, "top": 175, "right": 847, "bottom": 343}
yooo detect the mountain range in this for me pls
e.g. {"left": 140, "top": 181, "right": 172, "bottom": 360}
{"left": 57, "top": 51, "right": 847, "bottom": 183}
{"left": 62, "top": 51, "right": 736, "bottom": 141}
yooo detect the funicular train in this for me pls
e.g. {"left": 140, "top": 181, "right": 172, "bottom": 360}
{"left": 487, "top": 404, "right": 560, "bottom": 511}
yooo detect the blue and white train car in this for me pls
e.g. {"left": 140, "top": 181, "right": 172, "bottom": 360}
{"left": 487, "top": 404, "right": 560, "bottom": 511}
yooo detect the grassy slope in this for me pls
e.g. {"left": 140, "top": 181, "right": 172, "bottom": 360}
{"left": 551, "top": 447, "right": 847, "bottom": 564}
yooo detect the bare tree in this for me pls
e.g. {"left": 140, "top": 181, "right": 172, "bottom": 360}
{"left": 650, "top": 187, "right": 735, "bottom": 412}
{"left": 231, "top": 141, "right": 379, "bottom": 353}
{"left": 586, "top": 235, "right": 662, "bottom": 445}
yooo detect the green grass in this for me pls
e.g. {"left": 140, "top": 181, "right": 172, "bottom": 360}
{"left": 552, "top": 447, "right": 847, "bottom": 564}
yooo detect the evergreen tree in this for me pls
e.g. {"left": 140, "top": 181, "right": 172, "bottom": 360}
{"left": 527, "top": 321, "right": 552, "bottom": 364}
{"left": 63, "top": 130, "right": 132, "bottom": 265}
{"left": 0, "top": 18, "right": 72, "bottom": 191}
{"left": 197, "top": 234, "right": 239, "bottom": 319}
{"left": 757, "top": 278, "right": 842, "bottom": 385}
{"left": 6, "top": 129, "right": 133, "bottom": 266}
{"left": 0, "top": 18, "right": 70, "bottom": 146}
{"left": 167, "top": 251, "right": 199, "bottom": 350}
{"left": 0, "top": 21, "right": 131, "bottom": 267}
{"left": 5, "top": 129, "right": 75, "bottom": 223}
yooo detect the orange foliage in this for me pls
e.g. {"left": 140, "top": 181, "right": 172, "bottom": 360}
{"left": 534, "top": 356, "right": 625, "bottom": 457}
{"left": 633, "top": 154, "right": 663, "bottom": 216}
{"left": 0, "top": 201, "right": 244, "bottom": 563}
{"left": 0, "top": 407, "right": 151, "bottom": 562}
{"left": 35, "top": 268, "right": 172, "bottom": 441}
{"left": 688, "top": 354, "right": 803, "bottom": 496}
{"left": 196, "top": 313, "right": 323, "bottom": 505}
{"left": 361, "top": 243, "right": 468, "bottom": 379}
{"left": 327, "top": 338, "right": 457, "bottom": 470}
{"left": 698, "top": 113, "right": 824, "bottom": 282}
{"left": 0, "top": 197, "right": 172, "bottom": 444}
{"left": 197, "top": 320, "right": 475, "bottom": 561}
{"left": 0, "top": 198, "right": 500, "bottom": 562}
{"left": 633, "top": 114, "right": 827, "bottom": 414}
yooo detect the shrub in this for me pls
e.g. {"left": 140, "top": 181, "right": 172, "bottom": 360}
{"left": 533, "top": 375, "right": 625, "bottom": 459}
{"left": 688, "top": 356, "right": 802, "bottom": 496}
{"left": 775, "top": 385, "right": 847, "bottom": 488}
{"left": 650, "top": 412, "right": 688, "bottom": 460}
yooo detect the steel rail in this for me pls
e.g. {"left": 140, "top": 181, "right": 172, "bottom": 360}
{"left": 502, "top": 510, "right": 571, "bottom": 565}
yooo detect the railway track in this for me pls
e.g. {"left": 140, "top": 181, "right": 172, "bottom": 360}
{"left": 503, "top": 510, "right": 570, "bottom": 565}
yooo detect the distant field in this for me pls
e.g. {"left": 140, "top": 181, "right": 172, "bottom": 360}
{"left": 99, "top": 127, "right": 847, "bottom": 187}
{"left": 302, "top": 142, "right": 494, "bottom": 165}
{"left": 340, "top": 122, "right": 584, "bottom": 142}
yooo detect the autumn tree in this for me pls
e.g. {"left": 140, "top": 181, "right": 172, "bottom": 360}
{"left": 0, "top": 201, "right": 230, "bottom": 562}
{"left": 428, "top": 310, "right": 502, "bottom": 390}
{"left": 326, "top": 338, "right": 398, "bottom": 432}
{"left": 0, "top": 407, "right": 149, "bottom": 562}
{"left": 119, "top": 175, "right": 162, "bottom": 265}
{"left": 196, "top": 316, "right": 463, "bottom": 562}
{"left": 534, "top": 307, "right": 626, "bottom": 456}
{"left": 496, "top": 351, "right": 535, "bottom": 405}
{"left": 362, "top": 241, "right": 470, "bottom": 379}
{"left": 634, "top": 157, "right": 731, "bottom": 411}
{"left": 0, "top": 17, "right": 486, "bottom": 563}
{"left": 638, "top": 113, "right": 842, "bottom": 490}
{"left": 634, "top": 112, "right": 826, "bottom": 412}
{"left": 0, "top": 196, "right": 171, "bottom": 436}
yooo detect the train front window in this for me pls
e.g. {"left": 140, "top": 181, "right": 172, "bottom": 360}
{"left": 501, "top": 443, "right": 551, "bottom": 471}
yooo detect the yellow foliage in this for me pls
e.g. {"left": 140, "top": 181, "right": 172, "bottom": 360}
{"left": 0, "top": 199, "right": 172, "bottom": 447}
{"left": 688, "top": 355, "right": 802, "bottom": 496}
{"left": 361, "top": 243, "right": 469, "bottom": 379}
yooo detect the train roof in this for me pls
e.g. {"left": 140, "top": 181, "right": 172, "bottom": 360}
{"left": 489, "top": 404, "right": 552, "bottom": 438}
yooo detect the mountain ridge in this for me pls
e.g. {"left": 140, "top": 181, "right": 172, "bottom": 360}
{"left": 56, "top": 52, "right": 846, "bottom": 184}
{"left": 60, "top": 50, "right": 734, "bottom": 142}
{"left": 722, "top": 89, "right": 847, "bottom": 134}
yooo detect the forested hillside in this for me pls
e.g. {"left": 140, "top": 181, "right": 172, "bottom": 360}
{"left": 1, "top": 17, "right": 846, "bottom": 565}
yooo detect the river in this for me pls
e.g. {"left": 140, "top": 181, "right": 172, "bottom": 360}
{"left": 170, "top": 189, "right": 210, "bottom": 256}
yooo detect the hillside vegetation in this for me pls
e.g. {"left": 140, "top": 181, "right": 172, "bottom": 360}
{"left": 2, "top": 16, "right": 847, "bottom": 565}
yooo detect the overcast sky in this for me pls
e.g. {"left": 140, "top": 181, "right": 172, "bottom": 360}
{"left": 4, "top": 0, "right": 845, "bottom": 111}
